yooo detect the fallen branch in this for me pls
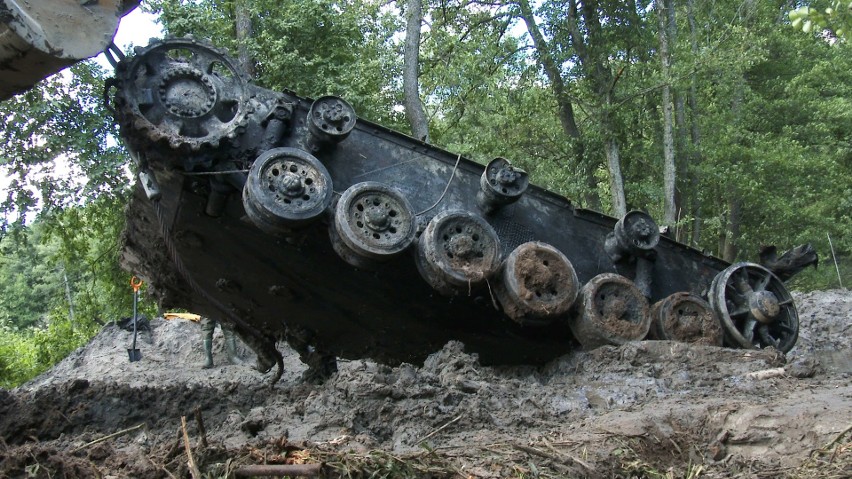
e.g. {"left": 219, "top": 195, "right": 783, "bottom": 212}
{"left": 824, "top": 423, "right": 852, "bottom": 451}
{"left": 72, "top": 423, "right": 144, "bottom": 453}
{"left": 744, "top": 368, "right": 786, "bottom": 380}
{"left": 233, "top": 463, "right": 323, "bottom": 477}
{"left": 513, "top": 443, "right": 595, "bottom": 473}
{"left": 413, "top": 414, "right": 463, "bottom": 445}
{"left": 541, "top": 439, "right": 595, "bottom": 471}
{"left": 181, "top": 416, "right": 202, "bottom": 479}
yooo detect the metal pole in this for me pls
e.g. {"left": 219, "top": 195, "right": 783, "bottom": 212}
{"left": 827, "top": 233, "right": 844, "bottom": 289}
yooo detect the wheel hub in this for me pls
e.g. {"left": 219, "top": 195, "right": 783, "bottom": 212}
{"left": 320, "top": 101, "right": 348, "bottom": 124}
{"left": 628, "top": 218, "right": 656, "bottom": 247}
{"left": 279, "top": 172, "right": 305, "bottom": 197}
{"left": 364, "top": 204, "right": 390, "bottom": 231}
{"left": 495, "top": 167, "right": 519, "bottom": 186}
{"left": 749, "top": 290, "right": 780, "bottom": 324}
{"left": 447, "top": 234, "right": 476, "bottom": 259}
{"left": 159, "top": 66, "right": 217, "bottom": 118}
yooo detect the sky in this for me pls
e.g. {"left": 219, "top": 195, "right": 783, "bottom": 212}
{"left": 100, "top": 7, "right": 164, "bottom": 66}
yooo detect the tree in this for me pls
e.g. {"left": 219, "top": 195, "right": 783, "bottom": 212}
{"left": 656, "top": 0, "right": 677, "bottom": 227}
{"left": 402, "top": 0, "right": 430, "bottom": 142}
{"left": 789, "top": 1, "right": 851, "bottom": 41}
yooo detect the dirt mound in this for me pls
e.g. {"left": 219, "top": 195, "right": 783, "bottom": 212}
{"left": 1, "top": 290, "right": 851, "bottom": 478}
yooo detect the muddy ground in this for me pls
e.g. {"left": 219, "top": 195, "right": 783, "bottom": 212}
{"left": 1, "top": 290, "right": 850, "bottom": 478}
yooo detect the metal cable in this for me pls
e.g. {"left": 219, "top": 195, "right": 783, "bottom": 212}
{"left": 415, "top": 154, "right": 462, "bottom": 216}
{"left": 181, "top": 169, "right": 249, "bottom": 176}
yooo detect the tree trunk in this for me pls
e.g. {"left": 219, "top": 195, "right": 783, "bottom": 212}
{"left": 687, "top": 0, "right": 703, "bottom": 247}
{"left": 518, "top": 0, "right": 600, "bottom": 210}
{"left": 605, "top": 137, "right": 627, "bottom": 217}
{"left": 517, "top": 0, "right": 579, "bottom": 139}
{"left": 668, "top": 0, "right": 688, "bottom": 241}
{"left": 234, "top": 0, "right": 254, "bottom": 78}
{"left": 403, "top": 0, "right": 430, "bottom": 142}
{"left": 656, "top": 0, "right": 676, "bottom": 227}
{"left": 722, "top": 196, "right": 740, "bottom": 262}
{"left": 569, "top": 0, "right": 626, "bottom": 217}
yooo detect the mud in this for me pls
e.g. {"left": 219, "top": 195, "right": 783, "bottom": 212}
{"left": 1, "top": 290, "right": 851, "bottom": 478}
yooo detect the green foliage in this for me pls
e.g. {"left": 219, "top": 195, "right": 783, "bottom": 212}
{"left": 0, "top": 61, "right": 128, "bottom": 227}
{"left": 0, "top": 197, "right": 145, "bottom": 388}
{"left": 789, "top": 1, "right": 852, "bottom": 40}
{"left": 0, "top": 60, "right": 143, "bottom": 388}
{"left": 0, "top": 312, "right": 100, "bottom": 389}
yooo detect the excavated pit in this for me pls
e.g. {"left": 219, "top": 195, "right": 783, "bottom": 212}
{"left": 0, "top": 289, "right": 849, "bottom": 478}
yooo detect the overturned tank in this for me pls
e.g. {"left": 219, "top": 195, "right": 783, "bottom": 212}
{"left": 109, "top": 38, "right": 810, "bottom": 380}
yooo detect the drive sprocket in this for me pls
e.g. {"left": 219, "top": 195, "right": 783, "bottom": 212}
{"left": 112, "top": 37, "right": 251, "bottom": 151}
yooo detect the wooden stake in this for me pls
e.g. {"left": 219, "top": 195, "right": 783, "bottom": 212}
{"left": 193, "top": 406, "right": 208, "bottom": 449}
{"left": 827, "top": 233, "right": 844, "bottom": 289}
{"left": 181, "top": 416, "right": 202, "bottom": 479}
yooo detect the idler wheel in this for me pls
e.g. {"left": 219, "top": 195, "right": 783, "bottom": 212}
{"left": 307, "top": 96, "right": 357, "bottom": 144}
{"left": 415, "top": 210, "right": 501, "bottom": 296}
{"left": 649, "top": 292, "right": 723, "bottom": 345}
{"left": 708, "top": 262, "right": 798, "bottom": 352}
{"left": 330, "top": 182, "right": 416, "bottom": 269}
{"left": 243, "top": 147, "right": 333, "bottom": 235}
{"left": 569, "top": 273, "right": 650, "bottom": 349}
{"left": 494, "top": 241, "right": 579, "bottom": 326}
{"left": 114, "top": 38, "right": 250, "bottom": 151}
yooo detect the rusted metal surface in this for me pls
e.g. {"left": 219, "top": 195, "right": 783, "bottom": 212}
{"left": 0, "top": 0, "right": 140, "bottom": 100}
{"left": 568, "top": 273, "right": 651, "bottom": 349}
{"left": 109, "top": 38, "right": 803, "bottom": 379}
{"left": 493, "top": 241, "right": 579, "bottom": 326}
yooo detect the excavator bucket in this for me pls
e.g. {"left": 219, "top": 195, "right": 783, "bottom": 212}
{"left": 0, "top": 0, "right": 140, "bottom": 100}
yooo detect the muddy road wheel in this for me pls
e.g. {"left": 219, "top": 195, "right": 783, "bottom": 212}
{"left": 709, "top": 262, "right": 798, "bottom": 353}
{"left": 649, "top": 292, "right": 723, "bottom": 345}
{"left": 569, "top": 273, "right": 650, "bottom": 349}
{"left": 243, "top": 147, "right": 333, "bottom": 235}
{"left": 494, "top": 241, "right": 579, "bottom": 326}
{"left": 330, "top": 182, "right": 416, "bottom": 269}
{"left": 415, "top": 211, "right": 501, "bottom": 296}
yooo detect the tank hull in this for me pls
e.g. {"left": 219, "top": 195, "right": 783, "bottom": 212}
{"left": 113, "top": 38, "right": 799, "bottom": 371}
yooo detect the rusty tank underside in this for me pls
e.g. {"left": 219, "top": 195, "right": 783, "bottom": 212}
{"left": 109, "top": 38, "right": 807, "bottom": 380}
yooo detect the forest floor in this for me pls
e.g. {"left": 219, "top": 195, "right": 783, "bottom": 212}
{"left": 0, "top": 290, "right": 850, "bottom": 478}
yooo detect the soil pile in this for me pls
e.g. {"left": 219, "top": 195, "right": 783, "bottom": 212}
{"left": 1, "top": 290, "right": 850, "bottom": 478}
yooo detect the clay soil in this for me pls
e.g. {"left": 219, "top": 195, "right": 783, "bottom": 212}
{"left": 1, "top": 290, "right": 850, "bottom": 478}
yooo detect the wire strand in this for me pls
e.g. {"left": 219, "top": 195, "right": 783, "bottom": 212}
{"left": 415, "top": 154, "right": 462, "bottom": 216}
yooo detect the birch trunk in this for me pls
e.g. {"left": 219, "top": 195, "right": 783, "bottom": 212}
{"left": 234, "top": 0, "right": 254, "bottom": 78}
{"left": 687, "top": 0, "right": 703, "bottom": 247}
{"left": 403, "top": 0, "right": 429, "bottom": 142}
{"left": 656, "top": 0, "right": 676, "bottom": 227}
